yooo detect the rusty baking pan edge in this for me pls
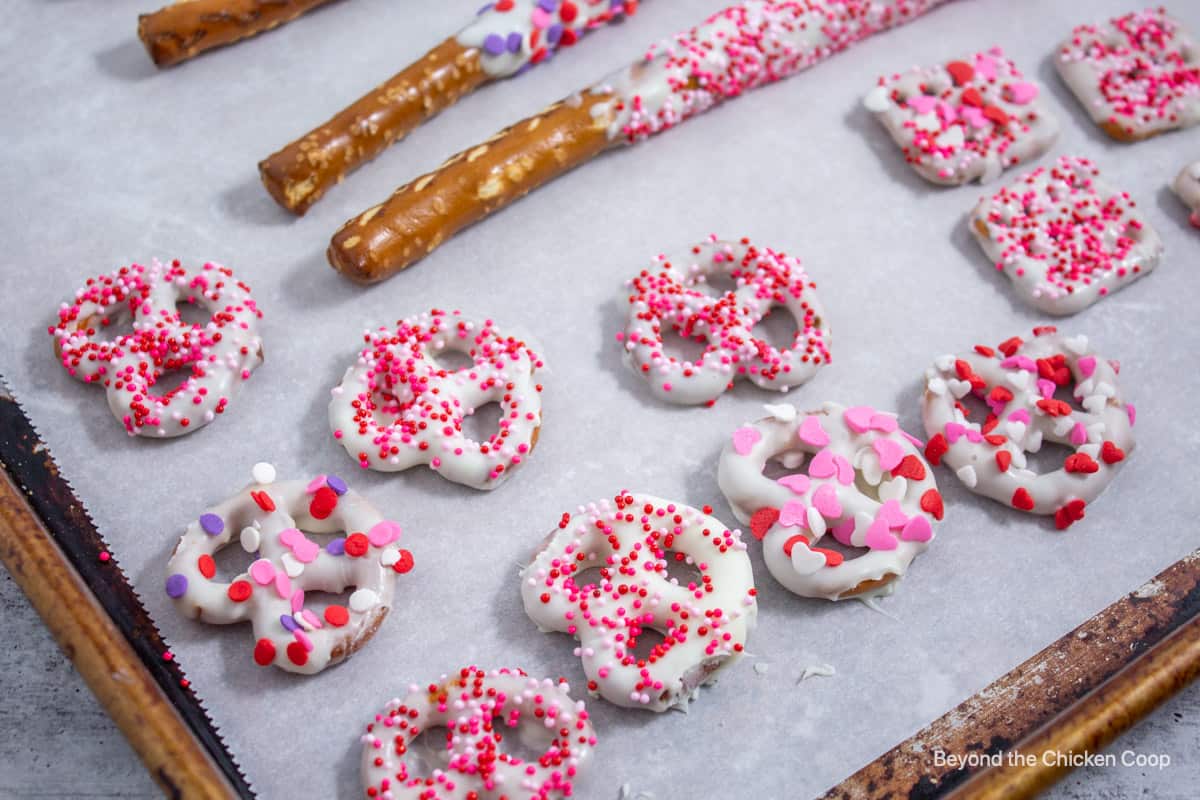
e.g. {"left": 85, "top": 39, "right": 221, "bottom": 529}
{"left": 822, "top": 549, "right": 1200, "bottom": 799}
{"left": 0, "top": 379, "right": 253, "bottom": 799}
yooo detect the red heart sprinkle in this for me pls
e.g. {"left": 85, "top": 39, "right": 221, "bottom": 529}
{"left": 962, "top": 87, "right": 985, "bottom": 107}
{"left": 1101, "top": 441, "right": 1125, "bottom": 464}
{"left": 920, "top": 489, "right": 944, "bottom": 521}
{"left": 984, "top": 434, "right": 1006, "bottom": 447}
{"left": 925, "top": 433, "right": 949, "bottom": 466}
{"left": 749, "top": 507, "right": 781, "bottom": 540}
{"left": 946, "top": 60, "right": 975, "bottom": 85}
{"left": 892, "top": 454, "right": 927, "bottom": 481}
{"left": 998, "top": 336, "right": 1024, "bottom": 357}
{"left": 955, "top": 359, "right": 975, "bottom": 380}
{"left": 1064, "top": 453, "right": 1099, "bottom": 474}
{"left": 984, "top": 105, "right": 1010, "bottom": 125}
{"left": 1012, "top": 487, "right": 1035, "bottom": 511}
{"left": 812, "top": 547, "right": 844, "bottom": 567}
{"left": 251, "top": 490, "right": 275, "bottom": 512}
{"left": 996, "top": 451, "right": 1012, "bottom": 472}
{"left": 1054, "top": 499, "right": 1086, "bottom": 530}
{"left": 253, "top": 638, "right": 276, "bottom": 666}
{"left": 781, "top": 534, "right": 806, "bottom": 557}
{"left": 1033, "top": 326, "right": 1058, "bottom": 336}
{"left": 309, "top": 486, "right": 338, "bottom": 520}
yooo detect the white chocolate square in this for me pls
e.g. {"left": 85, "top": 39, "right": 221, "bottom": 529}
{"left": 865, "top": 47, "right": 1058, "bottom": 185}
{"left": 969, "top": 156, "right": 1163, "bottom": 315}
{"left": 1055, "top": 9, "right": 1200, "bottom": 141}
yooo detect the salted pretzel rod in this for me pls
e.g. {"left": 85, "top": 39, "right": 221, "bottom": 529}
{"left": 138, "top": 0, "right": 339, "bottom": 67}
{"left": 328, "top": 0, "right": 951, "bottom": 284}
{"left": 260, "top": 1, "right": 643, "bottom": 215}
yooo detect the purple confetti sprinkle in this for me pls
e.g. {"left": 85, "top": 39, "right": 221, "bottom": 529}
{"left": 199, "top": 513, "right": 224, "bottom": 536}
{"left": 483, "top": 33, "right": 506, "bottom": 56}
{"left": 326, "top": 475, "right": 348, "bottom": 496}
{"left": 547, "top": 24, "right": 564, "bottom": 45}
{"left": 506, "top": 31, "right": 523, "bottom": 53}
{"left": 280, "top": 614, "right": 299, "bottom": 632}
{"left": 165, "top": 574, "right": 188, "bottom": 598}
{"left": 326, "top": 538, "right": 346, "bottom": 556}
{"left": 537, "top": 0, "right": 557, "bottom": 11}
{"left": 477, "top": 3, "right": 494, "bottom": 14}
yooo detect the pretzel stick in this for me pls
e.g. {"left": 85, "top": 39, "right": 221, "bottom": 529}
{"left": 260, "top": 39, "right": 488, "bottom": 215}
{"left": 329, "top": 0, "right": 953, "bottom": 285}
{"left": 138, "top": 0, "right": 340, "bottom": 68}
{"left": 260, "top": 1, "right": 642, "bottom": 215}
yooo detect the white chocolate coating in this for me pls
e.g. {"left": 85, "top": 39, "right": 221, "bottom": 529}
{"left": 718, "top": 401, "right": 941, "bottom": 601}
{"left": 50, "top": 259, "right": 263, "bottom": 438}
{"left": 866, "top": 47, "right": 1058, "bottom": 185}
{"left": 1171, "top": 160, "right": 1200, "bottom": 229}
{"left": 520, "top": 492, "right": 757, "bottom": 712}
{"left": 329, "top": 309, "right": 544, "bottom": 490}
{"left": 360, "top": 667, "right": 596, "bottom": 799}
{"left": 1054, "top": 8, "right": 1200, "bottom": 141}
{"left": 921, "top": 329, "right": 1135, "bottom": 529}
{"left": 457, "top": 0, "right": 636, "bottom": 79}
{"left": 165, "top": 473, "right": 412, "bottom": 675}
{"left": 590, "top": 0, "right": 950, "bottom": 143}
{"left": 969, "top": 156, "right": 1162, "bottom": 315}
{"left": 618, "top": 236, "right": 831, "bottom": 405}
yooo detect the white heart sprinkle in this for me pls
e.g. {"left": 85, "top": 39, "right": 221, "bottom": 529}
{"left": 1064, "top": 335, "right": 1089, "bottom": 354}
{"left": 956, "top": 465, "right": 978, "bottom": 488}
{"left": 806, "top": 506, "right": 827, "bottom": 537}
{"left": 1053, "top": 417, "right": 1075, "bottom": 437}
{"left": 349, "top": 588, "right": 380, "bottom": 613}
{"left": 240, "top": 526, "right": 260, "bottom": 553}
{"left": 852, "top": 512, "right": 874, "bottom": 548}
{"left": 861, "top": 452, "right": 884, "bottom": 486}
{"left": 1082, "top": 395, "right": 1106, "bottom": 415}
{"left": 878, "top": 476, "right": 907, "bottom": 502}
{"left": 251, "top": 462, "right": 276, "bottom": 485}
{"left": 1006, "top": 421, "right": 1027, "bottom": 442}
{"left": 927, "top": 377, "right": 947, "bottom": 396}
{"left": 948, "top": 379, "right": 971, "bottom": 399}
{"left": 1095, "top": 381, "right": 1115, "bottom": 398}
{"left": 1005, "top": 371, "right": 1030, "bottom": 390}
{"left": 935, "top": 354, "right": 956, "bottom": 372}
{"left": 1012, "top": 450, "right": 1028, "bottom": 469}
{"left": 790, "top": 542, "right": 825, "bottom": 575}
{"left": 1027, "top": 430, "right": 1044, "bottom": 452}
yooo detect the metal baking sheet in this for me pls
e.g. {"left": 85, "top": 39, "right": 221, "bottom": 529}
{"left": 1, "top": 1, "right": 1197, "bottom": 797}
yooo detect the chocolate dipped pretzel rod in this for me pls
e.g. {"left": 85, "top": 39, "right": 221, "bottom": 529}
{"left": 328, "top": 0, "right": 951, "bottom": 284}
{"left": 138, "top": 0, "right": 340, "bottom": 68}
{"left": 260, "top": 1, "right": 641, "bottom": 215}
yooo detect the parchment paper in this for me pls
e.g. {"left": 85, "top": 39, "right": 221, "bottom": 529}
{"left": 1, "top": 1, "right": 1198, "bottom": 798}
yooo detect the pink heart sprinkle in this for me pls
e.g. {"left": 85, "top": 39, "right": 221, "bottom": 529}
{"left": 872, "top": 438, "right": 905, "bottom": 471}
{"left": 1070, "top": 422, "right": 1088, "bottom": 446}
{"left": 834, "top": 454, "right": 855, "bottom": 486}
{"left": 936, "top": 100, "right": 957, "bottom": 124}
{"left": 777, "top": 474, "right": 811, "bottom": 495}
{"left": 878, "top": 499, "right": 909, "bottom": 529}
{"left": 291, "top": 588, "right": 304, "bottom": 613}
{"left": 305, "top": 475, "right": 328, "bottom": 494}
{"left": 844, "top": 406, "right": 875, "bottom": 433}
{"left": 812, "top": 484, "right": 843, "bottom": 519}
{"left": 907, "top": 95, "right": 938, "bottom": 114}
{"left": 1037, "top": 378, "right": 1056, "bottom": 399}
{"left": 732, "top": 426, "right": 762, "bottom": 456}
{"left": 864, "top": 517, "right": 898, "bottom": 551}
{"left": 778, "top": 500, "right": 808, "bottom": 528}
{"left": 869, "top": 414, "right": 898, "bottom": 433}
{"left": 974, "top": 53, "right": 998, "bottom": 80}
{"left": 249, "top": 559, "right": 275, "bottom": 585}
{"left": 368, "top": 520, "right": 402, "bottom": 547}
{"left": 1008, "top": 408, "right": 1032, "bottom": 424}
{"left": 1005, "top": 82, "right": 1038, "bottom": 105}
{"left": 808, "top": 449, "right": 837, "bottom": 479}
{"left": 831, "top": 517, "right": 856, "bottom": 547}
{"left": 965, "top": 429, "right": 984, "bottom": 443}
{"left": 798, "top": 415, "right": 830, "bottom": 447}
{"left": 1077, "top": 356, "right": 1096, "bottom": 378}
{"left": 944, "top": 422, "right": 966, "bottom": 443}
{"left": 1001, "top": 355, "right": 1036, "bottom": 371}
{"left": 960, "top": 106, "right": 988, "bottom": 128}
{"left": 274, "top": 572, "right": 292, "bottom": 599}
{"left": 901, "top": 516, "right": 933, "bottom": 543}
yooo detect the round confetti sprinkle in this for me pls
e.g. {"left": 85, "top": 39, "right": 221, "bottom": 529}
{"left": 197, "top": 554, "right": 216, "bottom": 579}
{"left": 309, "top": 486, "right": 338, "bottom": 520}
{"left": 324, "top": 605, "right": 349, "bottom": 627}
{"left": 286, "top": 641, "right": 308, "bottom": 666}
{"left": 199, "top": 513, "right": 224, "bottom": 536}
{"left": 165, "top": 574, "right": 188, "bottom": 598}
{"left": 251, "top": 462, "right": 276, "bottom": 485}
{"left": 253, "top": 638, "right": 276, "bottom": 666}
{"left": 227, "top": 581, "right": 252, "bottom": 603}
{"left": 344, "top": 533, "right": 369, "bottom": 558}
{"left": 326, "top": 474, "right": 348, "bottom": 495}
{"left": 393, "top": 549, "right": 415, "bottom": 574}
